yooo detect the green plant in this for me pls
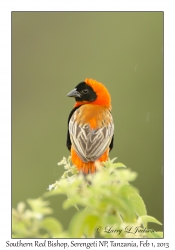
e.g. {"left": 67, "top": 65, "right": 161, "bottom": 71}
{"left": 12, "top": 157, "right": 163, "bottom": 238}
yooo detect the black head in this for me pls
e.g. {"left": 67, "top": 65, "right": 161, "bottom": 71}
{"left": 67, "top": 81, "right": 97, "bottom": 102}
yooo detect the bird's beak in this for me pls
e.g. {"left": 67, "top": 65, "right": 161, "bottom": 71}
{"left": 67, "top": 88, "right": 81, "bottom": 98}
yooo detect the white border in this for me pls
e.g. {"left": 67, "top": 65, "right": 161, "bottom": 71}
{"left": 0, "top": 0, "right": 175, "bottom": 249}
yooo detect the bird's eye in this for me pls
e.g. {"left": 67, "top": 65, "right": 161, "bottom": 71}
{"left": 82, "top": 89, "right": 89, "bottom": 94}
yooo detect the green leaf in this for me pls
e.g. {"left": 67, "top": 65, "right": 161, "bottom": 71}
{"left": 12, "top": 220, "right": 29, "bottom": 237}
{"left": 69, "top": 211, "right": 100, "bottom": 238}
{"left": 146, "top": 230, "right": 163, "bottom": 238}
{"left": 139, "top": 215, "right": 162, "bottom": 228}
{"left": 40, "top": 217, "right": 63, "bottom": 237}
{"left": 153, "top": 231, "right": 163, "bottom": 238}
{"left": 69, "top": 211, "right": 88, "bottom": 238}
{"left": 17, "top": 202, "right": 26, "bottom": 213}
{"left": 119, "top": 169, "right": 138, "bottom": 182}
{"left": 112, "top": 162, "right": 127, "bottom": 168}
{"left": 129, "top": 192, "right": 147, "bottom": 217}
{"left": 102, "top": 157, "right": 118, "bottom": 167}
{"left": 43, "top": 188, "right": 65, "bottom": 198}
{"left": 63, "top": 197, "right": 82, "bottom": 210}
{"left": 110, "top": 157, "right": 118, "bottom": 163}
{"left": 12, "top": 156, "right": 163, "bottom": 239}
{"left": 83, "top": 214, "right": 100, "bottom": 238}
{"left": 27, "top": 198, "right": 53, "bottom": 215}
{"left": 102, "top": 196, "right": 136, "bottom": 223}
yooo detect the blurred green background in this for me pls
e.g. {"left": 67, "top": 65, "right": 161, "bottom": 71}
{"left": 12, "top": 12, "right": 163, "bottom": 232}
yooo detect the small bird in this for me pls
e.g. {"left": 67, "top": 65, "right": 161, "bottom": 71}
{"left": 67, "top": 78, "right": 114, "bottom": 174}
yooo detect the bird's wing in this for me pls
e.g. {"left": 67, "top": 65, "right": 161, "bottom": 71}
{"left": 69, "top": 109, "right": 114, "bottom": 162}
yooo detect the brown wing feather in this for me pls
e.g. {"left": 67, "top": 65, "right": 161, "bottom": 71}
{"left": 69, "top": 105, "right": 114, "bottom": 162}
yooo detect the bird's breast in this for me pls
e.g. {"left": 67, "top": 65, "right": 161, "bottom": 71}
{"left": 73, "top": 104, "right": 112, "bottom": 129}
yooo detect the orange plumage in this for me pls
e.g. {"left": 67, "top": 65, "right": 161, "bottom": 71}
{"left": 67, "top": 78, "right": 114, "bottom": 174}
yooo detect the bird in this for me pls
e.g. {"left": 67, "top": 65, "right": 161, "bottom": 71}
{"left": 66, "top": 78, "right": 114, "bottom": 174}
